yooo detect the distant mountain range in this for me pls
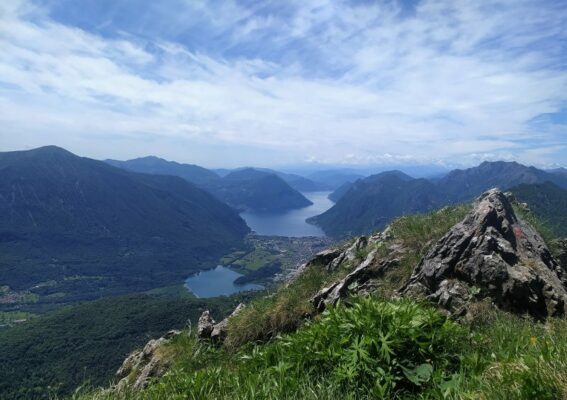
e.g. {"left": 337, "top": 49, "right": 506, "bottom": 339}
{"left": 309, "top": 161, "right": 567, "bottom": 237}
{"left": 106, "top": 158, "right": 314, "bottom": 212}
{"left": 0, "top": 146, "right": 249, "bottom": 306}
{"left": 307, "top": 170, "right": 365, "bottom": 190}
{"left": 106, "top": 156, "right": 219, "bottom": 186}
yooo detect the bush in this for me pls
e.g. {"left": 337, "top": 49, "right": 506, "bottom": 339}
{"left": 245, "top": 296, "right": 466, "bottom": 399}
{"left": 93, "top": 297, "right": 466, "bottom": 400}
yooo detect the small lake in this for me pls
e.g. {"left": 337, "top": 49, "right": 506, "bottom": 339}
{"left": 240, "top": 191, "right": 334, "bottom": 237}
{"left": 185, "top": 265, "right": 264, "bottom": 298}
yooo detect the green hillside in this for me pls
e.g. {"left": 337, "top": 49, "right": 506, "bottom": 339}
{"left": 511, "top": 182, "right": 567, "bottom": 237}
{"left": 0, "top": 293, "right": 254, "bottom": 399}
{"left": 0, "top": 146, "right": 249, "bottom": 308}
{"left": 308, "top": 171, "right": 440, "bottom": 237}
{"left": 205, "top": 168, "right": 313, "bottom": 212}
{"left": 309, "top": 161, "right": 567, "bottom": 238}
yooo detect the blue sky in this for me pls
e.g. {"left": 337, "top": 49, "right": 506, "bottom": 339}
{"left": 0, "top": 0, "right": 566, "bottom": 168}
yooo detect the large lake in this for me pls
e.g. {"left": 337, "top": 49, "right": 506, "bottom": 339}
{"left": 240, "top": 191, "right": 334, "bottom": 237}
{"left": 185, "top": 192, "right": 334, "bottom": 298}
{"left": 185, "top": 265, "right": 264, "bottom": 298}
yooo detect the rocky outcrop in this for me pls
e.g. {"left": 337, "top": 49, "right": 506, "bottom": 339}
{"left": 310, "top": 230, "right": 403, "bottom": 311}
{"left": 402, "top": 189, "right": 567, "bottom": 320}
{"left": 198, "top": 303, "right": 246, "bottom": 343}
{"left": 115, "top": 330, "right": 181, "bottom": 390}
{"left": 312, "top": 251, "right": 402, "bottom": 311}
{"left": 197, "top": 310, "right": 215, "bottom": 338}
{"left": 327, "top": 236, "right": 369, "bottom": 271}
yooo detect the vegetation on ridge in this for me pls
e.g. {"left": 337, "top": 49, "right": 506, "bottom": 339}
{"left": 74, "top": 297, "right": 567, "bottom": 400}
{"left": 69, "top": 202, "right": 567, "bottom": 399}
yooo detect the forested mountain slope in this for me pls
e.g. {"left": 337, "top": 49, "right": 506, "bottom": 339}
{"left": 0, "top": 146, "right": 249, "bottom": 306}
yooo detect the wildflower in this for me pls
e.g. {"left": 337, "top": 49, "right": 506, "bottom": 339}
{"left": 530, "top": 336, "right": 537, "bottom": 346}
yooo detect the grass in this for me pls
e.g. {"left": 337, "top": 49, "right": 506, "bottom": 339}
{"left": 371, "top": 204, "right": 471, "bottom": 297}
{"left": 0, "top": 311, "right": 35, "bottom": 328}
{"left": 223, "top": 266, "right": 333, "bottom": 348}
{"left": 459, "top": 309, "right": 567, "bottom": 399}
{"left": 231, "top": 248, "right": 276, "bottom": 271}
{"left": 74, "top": 297, "right": 567, "bottom": 400}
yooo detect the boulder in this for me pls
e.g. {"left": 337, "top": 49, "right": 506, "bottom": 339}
{"left": 402, "top": 189, "right": 567, "bottom": 319}
{"left": 197, "top": 310, "right": 215, "bottom": 339}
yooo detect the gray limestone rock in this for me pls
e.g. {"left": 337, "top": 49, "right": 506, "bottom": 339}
{"left": 402, "top": 189, "right": 567, "bottom": 319}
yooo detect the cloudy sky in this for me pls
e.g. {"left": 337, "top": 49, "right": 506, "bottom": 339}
{"left": 1, "top": 0, "right": 566, "bottom": 168}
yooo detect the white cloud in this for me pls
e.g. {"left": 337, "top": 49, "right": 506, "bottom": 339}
{"left": 0, "top": 0, "right": 566, "bottom": 167}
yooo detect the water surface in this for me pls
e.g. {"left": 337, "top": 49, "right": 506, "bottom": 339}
{"left": 240, "top": 191, "right": 333, "bottom": 237}
{"left": 185, "top": 265, "right": 264, "bottom": 298}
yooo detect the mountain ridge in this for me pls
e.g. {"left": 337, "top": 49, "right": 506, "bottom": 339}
{"left": 106, "top": 159, "right": 313, "bottom": 212}
{"left": 0, "top": 146, "right": 249, "bottom": 305}
{"left": 309, "top": 161, "right": 567, "bottom": 237}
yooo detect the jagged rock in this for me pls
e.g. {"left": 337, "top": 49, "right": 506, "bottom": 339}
{"left": 115, "top": 330, "right": 181, "bottom": 390}
{"left": 306, "top": 248, "right": 343, "bottom": 269}
{"left": 327, "top": 236, "right": 368, "bottom": 271}
{"left": 312, "top": 250, "right": 400, "bottom": 311}
{"left": 199, "top": 303, "right": 247, "bottom": 343}
{"left": 197, "top": 310, "right": 215, "bottom": 339}
{"left": 402, "top": 189, "right": 567, "bottom": 319}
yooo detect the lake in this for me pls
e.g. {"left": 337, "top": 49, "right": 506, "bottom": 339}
{"left": 185, "top": 265, "right": 264, "bottom": 298}
{"left": 185, "top": 192, "right": 334, "bottom": 298}
{"left": 240, "top": 191, "right": 334, "bottom": 237}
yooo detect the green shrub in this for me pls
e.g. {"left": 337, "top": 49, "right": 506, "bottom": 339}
{"left": 97, "top": 297, "right": 465, "bottom": 400}
{"left": 245, "top": 296, "right": 466, "bottom": 399}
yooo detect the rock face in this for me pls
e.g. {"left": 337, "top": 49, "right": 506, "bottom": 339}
{"left": 312, "top": 250, "right": 400, "bottom": 311}
{"left": 310, "top": 230, "right": 402, "bottom": 311}
{"left": 198, "top": 303, "right": 246, "bottom": 343}
{"left": 402, "top": 189, "right": 567, "bottom": 319}
{"left": 115, "top": 330, "right": 181, "bottom": 390}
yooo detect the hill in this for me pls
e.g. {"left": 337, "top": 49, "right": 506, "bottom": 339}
{"left": 511, "top": 182, "right": 567, "bottom": 237}
{"left": 0, "top": 146, "right": 249, "bottom": 308}
{"left": 105, "top": 156, "right": 220, "bottom": 186}
{"left": 253, "top": 168, "right": 328, "bottom": 192}
{"left": 204, "top": 168, "right": 313, "bottom": 212}
{"left": 327, "top": 181, "right": 354, "bottom": 202}
{"left": 437, "top": 161, "right": 567, "bottom": 202}
{"left": 0, "top": 293, "right": 253, "bottom": 399}
{"left": 309, "top": 161, "right": 567, "bottom": 237}
{"left": 308, "top": 171, "right": 440, "bottom": 237}
{"left": 107, "top": 160, "right": 313, "bottom": 212}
